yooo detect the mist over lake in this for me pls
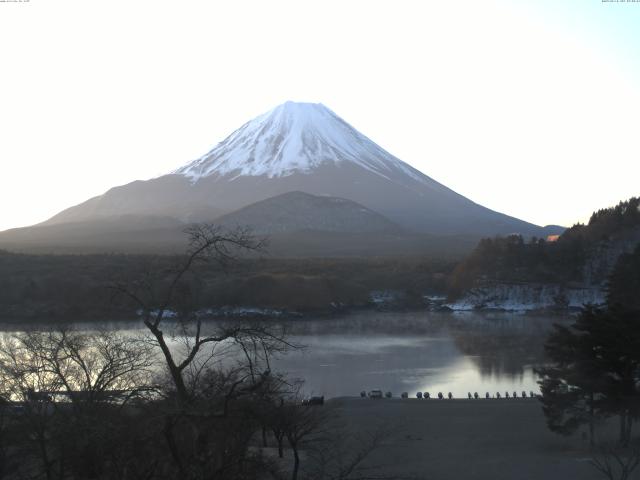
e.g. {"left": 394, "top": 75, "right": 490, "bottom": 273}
{"left": 1, "top": 311, "right": 563, "bottom": 399}
{"left": 277, "top": 311, "right": 558, "bottom": 399}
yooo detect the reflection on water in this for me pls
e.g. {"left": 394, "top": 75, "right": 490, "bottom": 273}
{"left": 271, "top": 311, "right": 563, "bottom": 398}
{"left": 1, "top": 311, "right": 568, "bottom": 399}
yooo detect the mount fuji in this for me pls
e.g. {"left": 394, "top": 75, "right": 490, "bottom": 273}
{"left": 0, "top": 101, "right": 561, "bottom": 254}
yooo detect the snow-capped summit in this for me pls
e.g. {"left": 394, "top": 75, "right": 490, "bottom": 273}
{"left": 173, "top": 101, "right": 425, "bottom": 184}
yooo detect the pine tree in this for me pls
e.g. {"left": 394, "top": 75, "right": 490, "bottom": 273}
{"left": 538, "top": 245, "right": 640, "bottom": 446}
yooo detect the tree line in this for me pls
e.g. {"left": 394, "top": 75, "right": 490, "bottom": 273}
{"left": 448, "top": 197, "right": 640, "bottom": 298}
{"left": 0, "top": 249, "right": 454, "bottom": 321}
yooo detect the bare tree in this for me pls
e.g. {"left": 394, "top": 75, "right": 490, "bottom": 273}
{"left": 285, "top": 403, "right": 330, "bottom": 480}
{"left": 0, "top": 328, "right": 156, "bottom": 480}
{"left": 307, "top": 423, "right": 407, "bottom": 480}
{"left": 3, "top": 329, "right": 154, "bottom": 406}
{"left": 590, "top": 444, "right": 640, "bottom": 480}
{"left": 0, "top": 397, "right": 19, "bottom": 480}
{"left": 266, "top": 392, "right": 408, "bottom": 480}
{"left": 268, "top": 398, "right": 289, "bottom": 459}
{"left": 109, "top": 224, "right": 305, "bottom": 480}
{"left": 110, "top": 224, "right": 293, "bottom": 407}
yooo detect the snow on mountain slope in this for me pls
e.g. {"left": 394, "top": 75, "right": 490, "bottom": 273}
{"left": 173, "top": 101, "right": 429, "bottom": 187}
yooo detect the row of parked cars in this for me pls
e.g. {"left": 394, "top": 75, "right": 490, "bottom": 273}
{"left": 362, "top": 390, "right": 412, "bottom": 399}
{"left": 363, "top": 390, "right": 538, "bottom": 399}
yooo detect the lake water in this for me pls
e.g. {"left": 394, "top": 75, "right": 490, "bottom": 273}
{"left": 272, "top": 311, "right": 561, "bottom": 398}
{"left": 3, "top": 311, "right": 565, "bottom": 399}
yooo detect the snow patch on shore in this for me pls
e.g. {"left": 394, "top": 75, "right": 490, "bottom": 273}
{"left": 136, "top": 307, "right": 300, "bottom": 319}
{"left": 446, "top": 284, "right": 605, "bottom": 312}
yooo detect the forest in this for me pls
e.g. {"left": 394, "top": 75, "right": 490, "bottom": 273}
{"left": 0, "top": 249, "right": 454, "bottom": 322}
{"left": 448, "top": 197, "right": 640, "bottom": 297}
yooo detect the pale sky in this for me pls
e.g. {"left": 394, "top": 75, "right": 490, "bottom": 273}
{"left": 1, "top": 0, "right": 639, "bottom": 232}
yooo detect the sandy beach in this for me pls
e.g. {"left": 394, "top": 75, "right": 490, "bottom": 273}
{"left": 328, "top": 397, "right": 610, "bottom": 480}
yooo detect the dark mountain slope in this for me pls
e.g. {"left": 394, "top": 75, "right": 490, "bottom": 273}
{"left": 215, "top": 191, "right": 400, "bottom": 234}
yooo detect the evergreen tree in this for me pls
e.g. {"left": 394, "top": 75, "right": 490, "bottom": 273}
{"left": 537, "top": 308, "right": 608, "bottom": 445}
{"left": 538, "top": 245, "right": 640, "bottom": 446}
{"left": 607, "top": 244, "right": 640, "bottom": 313}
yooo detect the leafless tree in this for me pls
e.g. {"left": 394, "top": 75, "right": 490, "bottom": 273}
{"left": 109, "top": 224, "right": 305, "bottom": 480}
{"left": 0, "top": 329, "right": 155, "bottom": 406}
{"left": 0, "top": 328, "right": 156, "bottom": 480}
{"left": 0, "top": 397, "right": 18, "bottom": 480}
{"left": 264, "top": 392, "right": 409, "bottom": 480}
{"left": 284, "top": 402, "right": 331, "bottom": 480}
{"left": 590, "top": 443, "right": 640, "bottom": 480}
{"left": 288, "top": 409, "right": 419, "bottom": 480}
{"left": 110, "top": 224, "right": 295, "bottom": 407}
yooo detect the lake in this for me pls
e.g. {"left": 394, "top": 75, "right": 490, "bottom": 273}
{"left": 272, "top": 311, "right": 561, "bottom": 398}
{"left": 2, "top": 311, "right": 565, "bottom": 399}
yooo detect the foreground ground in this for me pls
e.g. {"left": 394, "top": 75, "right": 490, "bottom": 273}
{"left": 324, "top": 397, "right": 611, "bottom": 480}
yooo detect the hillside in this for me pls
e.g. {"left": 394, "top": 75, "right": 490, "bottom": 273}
{"left": 447, "top": 197, "right": 640, "bottom": 310}
{"left": 215, "top": 191, "right": 400, "bottom": 234}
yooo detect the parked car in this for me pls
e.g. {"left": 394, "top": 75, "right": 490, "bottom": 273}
{"left": 368, "top": 389, "right": 383, "bottom": 399}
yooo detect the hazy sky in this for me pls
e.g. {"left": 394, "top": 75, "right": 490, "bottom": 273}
{"left": 1, "top": 0, "right": 639, "bottom": 231}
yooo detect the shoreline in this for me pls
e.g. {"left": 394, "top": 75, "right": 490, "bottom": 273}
{"left": 0, "top": 304, "right": 576, "bottom": 325}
